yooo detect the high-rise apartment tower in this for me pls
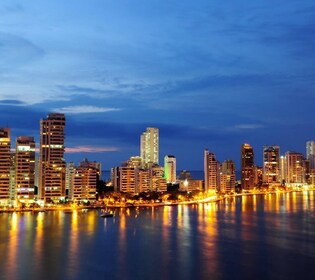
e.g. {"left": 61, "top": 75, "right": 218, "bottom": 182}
{"left": 39, "top": 113, "right": 66, "bottom": 202}
{"left": 140, "top": 128, "right": 159, "bottom": 166}
{"left": 241, "top": 143, "right": 255, "bottom": 190}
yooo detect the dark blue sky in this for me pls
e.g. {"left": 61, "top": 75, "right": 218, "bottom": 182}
{"left": 1, "top": 0, "right": 315, "bottom": 170}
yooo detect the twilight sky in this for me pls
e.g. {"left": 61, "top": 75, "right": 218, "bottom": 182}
{"left": 1, "top": 0, "right": 315, "bottom": 171}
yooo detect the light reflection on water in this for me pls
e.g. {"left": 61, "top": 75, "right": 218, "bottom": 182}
{"left": 0, "top": 191, "right": 315, "bottom": 280}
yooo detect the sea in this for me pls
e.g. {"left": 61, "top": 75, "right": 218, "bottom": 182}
{"left": 0, "top": 191, "right": 315, "bottom": 280}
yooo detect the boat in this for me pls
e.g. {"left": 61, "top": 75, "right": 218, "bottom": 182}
{"left": 100, "top": 211, "right": 114, "bottom": 218}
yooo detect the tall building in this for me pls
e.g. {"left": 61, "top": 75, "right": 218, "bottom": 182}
{"left": 164, "top": 155, "right": 176, "bottom": 183}
{"left": 15, "top": 136, "right": 36, "bottom": 202}
{"left": 241, "top": 143, "right": 255, "bottom": 190}
{"left": 306, "top": 141, "right": 315, "bottom": 169}
{"left": 285, "top": 151, "right": 304, "bottom": 185}
{"left": 119, "top": 165, "right": 136, "bottom": 193}
{"left": 279, "top": 155, "right": 286, "bottom": 184}
{"left": 71, "top": 165, "right": 97, "bottom": 202}
{"left": 263, "top": 146, "right": 280, "bottom": 184}
{"left": 204, "top": 149, "right": 220, "bottom": 192}
{"left": 220, "top": 160, "right": 236, "bottom": 193}
{"left": 0, "top": 128, "right": 10, "bottom": 204}
{"left": 39, "top": 113, "right": 66, "bottom": 202}
{"left": 150, "top": 165, "right": 167, "bottom": 192}
{"left": 66, "top": 162, "right": 75, "bottom": 196}
{"left": 140, "top": 127, "right": 159, "bottom": 166}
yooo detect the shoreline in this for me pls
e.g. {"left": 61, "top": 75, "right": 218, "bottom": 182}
{"left": 1, "top": 189, "right": 313, "bottom": 213}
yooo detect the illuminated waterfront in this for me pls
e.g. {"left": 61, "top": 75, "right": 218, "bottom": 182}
{"left": 1, "top": 191, "right": 315, "bottom": 280}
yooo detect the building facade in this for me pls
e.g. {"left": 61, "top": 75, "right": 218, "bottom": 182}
{"left": 15, "top": 136, "right": 36, "bottom": 202}
{"left": 263, "top": 146, "right": 280, "bottom": 184}
{"left": 285, "top": 151, "right": 304, "bottom": 185}
{"left": 0, "top": 128, "right": 10, "bottom": 204}
{"left": 306, "top": 141, "right": 315, "bottom": 169}
{"left": 241, "top": 143, "right": 255, "bottom": 190}
{"left": 140, "top": 127, "right": 159, "bottom": 166}
{"left": 39, "top": 113, "right": 66, "bottom": 202}
{"left": 204, "top": 149, "right": 220, "bottom": 192}
{"left": 164, "top": 155, "right": 176, "bottom": 183}
{"left": 220, "top": 160, "right": 236, "bottom": 193}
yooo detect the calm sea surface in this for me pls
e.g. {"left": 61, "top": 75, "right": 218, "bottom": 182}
{"left": 1, "top": 191, "right": 315, "bottom": 280}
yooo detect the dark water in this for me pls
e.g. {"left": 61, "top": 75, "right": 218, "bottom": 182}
{"left": 1, "top": 191, "right": 315, "bottom": 280}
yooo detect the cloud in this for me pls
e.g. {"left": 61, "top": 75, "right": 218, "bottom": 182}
{"left": 234, "top": 124, "right": 264, "bottom": 130}
{"left": 0, "top": 32, "right": 44, "bottom": 71}
{"left": 65, "top": 146, "right": 119, "bottom": 153}
{"left": 56, "top": 105, "right": 121, "bottom": 114}
{"left": 0, "top": 99, "right": 26, "bottom": 105}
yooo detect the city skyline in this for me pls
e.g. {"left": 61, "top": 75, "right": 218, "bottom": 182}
{"left": 1, "top": 0, "right": 315, "bottom": 169}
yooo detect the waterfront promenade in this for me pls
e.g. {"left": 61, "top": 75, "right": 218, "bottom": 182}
{"left": 1, "top": 188, "right": 313, "bottom": 213}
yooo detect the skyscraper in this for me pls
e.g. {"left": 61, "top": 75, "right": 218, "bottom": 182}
{"left": 263, "top": 146, "right": 280, "bottom": 184}
{"left": 164, "top": 155, "right": 176, "bottom": 183}
{"left": 306, "top": 141, "right": 315, "bottom": 169}
{"left": 285, "top": 151, "right": 304, "bottom": 184}
{"left": 15, "top": 136, "right": 35, "bottom": 202}
{"left": 220, "top": 160, "right": 236, "bottom": 193}
{"left": 140, "top": 127, "right": 159, "bottom": 166}
{"left": 39, "top": 113, "right": 66, "bottom": 202}
{"left": 204, "top": 149, "right": 220, "bottom": 192}
{"left": 0, "top": 128, "right": 10, "bottom": 204}
{"left": 241, "top": 143, "right": 255, "bottom": 190}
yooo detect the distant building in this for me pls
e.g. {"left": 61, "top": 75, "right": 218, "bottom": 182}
{"left": 119, "top": 165, "right": 136, "bottom": 193}
{"left": 285, "top": 151, "right": 304, "bottom": 185}
{"left": 263, "top": 146, "right": 280, "bottom": 184}
{"left": 137, "top": 168, "right": 150, "bottom": 193}
{"left": 179, "top": 170, "right": 203, "bottom": 192}
{"left": 306, "top": 141, "right": 315, "bottom": 169}
{"left": 79, "top": 158, "right": 102, "bottom": 179}
{"left": 220, "top": 160, "right": 236, "bottom": 193}
{"left": 204, "top": 149, "right": 220, "bottom": 192}
{"left": 15, "top": 136, "right": 36, "bottom": 202}
{"left": 279, "top": 155, "right": 286, "bottom": 184}
{"left": 140, "top": 127, "right": 159, "bottom": 166}
{"left": 39, "top": 113, "right": 66, "bottom": 202}
{"left": 150, "top": 165, "right": 167, "bottom": 192}
{"left": 164, "top": 155, "right": 176, "bottom": 183}
{"left": 241, "top": 143, "right": 255, "bottom": 190}
{"left": 0, "top": 128, "right": 10, "bottom": 205}
{"left": 71, "top": 165, "right": 97, "bottom": 202}
{"left": 66, "top": 162, "right": 75, "bottom": 196}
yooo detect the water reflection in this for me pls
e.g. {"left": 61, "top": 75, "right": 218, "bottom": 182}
{"left": 0, "top": 191, "right": 314, "bottom": 280}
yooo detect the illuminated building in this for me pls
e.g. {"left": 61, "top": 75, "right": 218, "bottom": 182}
{"left": 127, "top": 156, "right": 142, "bottom": 168}
{"left": 220, "top": 160, "right": 236, "bottom": 193}
{"left": 150, "top": 165, "right": 167, "bottom": 192}
{"left": 254, "top": 165, "right": 263, "bottom": 187}
{"left": 140, "top": 127, "right": 159, "bottom": 166}
{"left": 0, "top": 128, "right": 10, "bottom": 204}
{"left": 279, "top": 155, "right": 286, "bottom": 184}
{"left": 204, "top": 149, "right": 220, "bottom": 192}
{"left": 179, "top": 170, "right": 203, "bottom": 192}
{"left": 71, "top": 166, "right": 97, "bottom": 202}
{"left": 137, "top": 168, "right": 150, "bottom": 192}
{"left": 79, "top": 158, "right": 102, "bottom": 179}
{"left": 263, "top": 146, "right": 280, "bottom": 184}
{"left": 9, "top": 153, "right": 16, "bottom": 202}
{"left": 306, "top": 141, "right": 315, "bottom": 169}
{"left": 66, "top": 162, "right": 75, "bottom": 195}
{"left": 241, "top": 143, "right": 255, "bottom": 190}
{"left": 119, "top": 165, "right": 136, "bottom": 193}
{"left": 285, "top": 151, "right": 304, "bottom": 185}
{"left": 164, "top": 155, "right": 176, "bottom": 183}
{"left": 15, "top": 136, "right": 35, "bottom": 202}
{"left": 39, "top": 113, "right": 66, "bottom": 202}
